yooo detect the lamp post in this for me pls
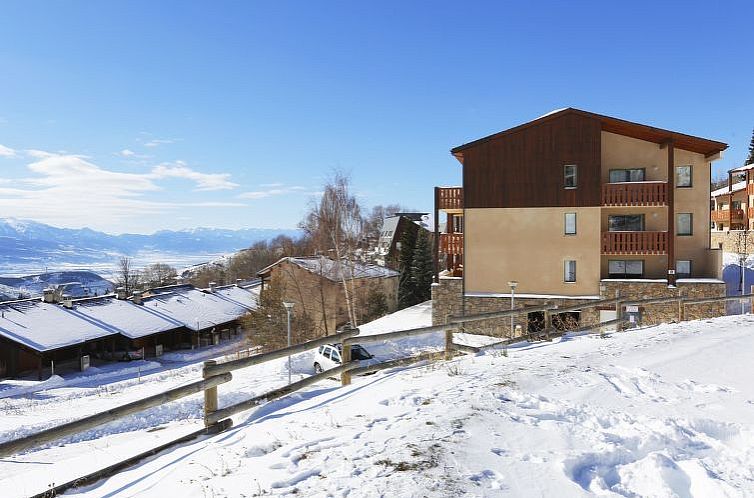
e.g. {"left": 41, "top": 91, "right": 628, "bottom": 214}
{"left": 283, "top": 302, "right": 294, "bottom": 384}
{"left": 507, "top": 281, "right": 518, "bottom": 338}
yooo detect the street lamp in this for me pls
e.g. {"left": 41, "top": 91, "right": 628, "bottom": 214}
{"left": 507, "top": 281, "right": 518, "bottom": 338}
{"left": 283, "top": 302, "right": 294, "bottom": 384}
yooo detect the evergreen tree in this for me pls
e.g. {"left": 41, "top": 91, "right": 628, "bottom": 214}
{"left": 410, "top": 229, "right": 434, "bottom": 303}
{"left": 397, "top": 224, "right": 418, "bottom": 309}
{"left": 747, "top": 128, "right": 754, "bottom": 166}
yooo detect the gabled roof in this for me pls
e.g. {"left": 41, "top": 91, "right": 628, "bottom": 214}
{"left": 731, "top": 162, "right": 754, "bottom": 173}
{"left": 451, "top": 108, "right": 728, "bottom": 160}
{"left": 258, "top": 256, "right": 399, "bottom": 282}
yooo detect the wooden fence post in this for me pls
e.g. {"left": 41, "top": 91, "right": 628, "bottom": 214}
{"left": 678, "top": 288, "right": 685, "bottom": 322}
{"left": 341, "top": 337, "right": 353, "bottom": 386}
{"left": 544, "top": 303, "right": 552, "bottom": 341}
{"left": 614, "top": 290, "right": 622, "bottom": 331}
{"left": 444, "top": 327, "right": 454, "bottom": 360}
{"left": 203, "top": 360, "right": 218, "bottom": 428}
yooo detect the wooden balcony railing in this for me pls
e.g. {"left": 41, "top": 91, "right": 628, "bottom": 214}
{"left": 711, "top": 209, "right": 744, "bottom": 223}
{"left": 748, "top": 183, "right": 754, "bottom": 196}
{"left": 440, "top": 233, "right": 463, "bottom": 256}
{"left": 601, "top": 231, "right": 668, "bottom": 255}
{"left": 602, "top": 182, "right": 667, "bottom": 206}
{"left": 437, "top": 187, "right": 463, "bottom": 211}
{"left": 750, "top": 207, "right": 754, "bottom": 219}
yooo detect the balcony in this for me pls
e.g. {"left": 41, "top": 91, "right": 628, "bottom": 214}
{"left": 602, "top": 182, "right": 667, "bottom": 206}
{"left": 749, "top": 184, "right": 754, "bottom": 196}
{"left": 437, "top": 187, "right": 463, "bottom": 211}
{"left": 440, "top": 233, "right": 463, "bottom": 255}
{"left": 601, "top": 231, "right": 668, "bottom": 255}
{"left": 711, "top": 209, "right": 744, "bottom": 223}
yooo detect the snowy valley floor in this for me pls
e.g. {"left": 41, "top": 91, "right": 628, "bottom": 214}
{"left": 2, "top": 304, "right": 754, "bottom": 497}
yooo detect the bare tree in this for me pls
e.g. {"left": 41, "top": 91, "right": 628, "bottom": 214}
{"left": 300, "top": 171, "right": 364, "bottom": 326}
{"left": 141, "top": 263, "right": 178, "bottom": 289}
{"left": 115, "top": 256, "right": 141, "bottom": 294}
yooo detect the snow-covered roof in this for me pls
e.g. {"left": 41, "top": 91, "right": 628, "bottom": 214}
{"left": 144, "top": 285, "right": 254, "bottom": 331}
{"left": 259, "top": 256, "right": 399, "bottom": 282}
{"left": 730, "top": 162, "right": 754, "bottom": 173}
{"left": 0, "top": 299, "right": 119, "bottom": 352}
{"left": 711, "top": 181, "right": 746, "bottom": 197}
{"left": 0, "top": 283, "right": 260, "bottom": 352}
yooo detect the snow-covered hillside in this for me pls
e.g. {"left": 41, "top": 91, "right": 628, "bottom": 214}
{"left": 2, "top": 305, "right": 754, "bottom": 497}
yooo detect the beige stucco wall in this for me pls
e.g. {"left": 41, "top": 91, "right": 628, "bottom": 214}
{"left": 674, "top": 147, "right": 713, "bottom": 276}
{"left": 601, "top": 132, "right": 668, "bottom": 183}
{"left": 465, "top": 207, "right": 601, "bottom": 296}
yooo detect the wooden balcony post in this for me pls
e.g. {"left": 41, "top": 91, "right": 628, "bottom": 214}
{"left": 433, "top": 187, "right": 439, "bottom": 283}
{"left": 667, "top": 141, "right": 676, "bottom": 287}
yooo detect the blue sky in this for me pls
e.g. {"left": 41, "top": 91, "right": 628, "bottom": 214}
{"left": 0, "top": 1, "right": 752, "bottom": 234}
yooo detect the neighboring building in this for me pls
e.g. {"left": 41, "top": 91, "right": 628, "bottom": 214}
{"left": 375, "top": 212, "right": 431, "bottom": 268}
{"left": 433, "top": 108, "right": 728, "bottom": 334}
{"left": 257, "top": 256, "right": 399, "bottom": 335}
{"left": 710, "top": 163, "right": 754, "bottom": 231}
{"left": 0, "top": 281, "right": 259, "bottom": 379}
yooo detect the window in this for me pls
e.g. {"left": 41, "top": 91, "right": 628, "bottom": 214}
{"left": 564, "top": 213, "right": 577, "bottom": 235}
{"left": 609, "top": 168, "right": 645, "bottom": 183}
{"left": 732, "top": 200, "right": 742, "bottom": 210}
{"left": 677, "top": 213, "right": 693, "bottom": 235}
{"left": 608, "top": 260, "right": 644, "bottom": 278}
{"left": 608, "top": 214, "right": 645, "bottom": 232}
{"left": 676, "top": 260, "right": 692, "bottom": 278}
{"left": 564, "top": 165, "right": 578, "bottom": 188}
{"left": 676, "top": 165, "right": 692, "bottom": 187}
{"left": 564, "top": 260, "right": 576, "bottom": 282}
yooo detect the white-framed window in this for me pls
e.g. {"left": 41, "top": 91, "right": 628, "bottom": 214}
{"left": 564, "top": 260, "right": 577, "bottom": 282}
{"left": 564, "top": 165, "right": 578, "bottom": 189}
{"left": 675, "top": 165, "right": 692, "bottom": 188}
{"left": 676, "top": 260, "right": 692, "bottom": 277}
{"left": 608, "top": 260, "right": 644, "bottom": 278}
{"left": 677, "top": 213, "right": 693, "bottom": 235}
{"left": 565, "top": 213, "right": 577, "bottom": 235}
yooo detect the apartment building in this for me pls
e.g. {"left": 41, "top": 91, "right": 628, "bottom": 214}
{"left": 710, "top": 163, "right": 754, "bottom": 231}
{"left": 432, "top": 108, "right": 728, "bottom": 333}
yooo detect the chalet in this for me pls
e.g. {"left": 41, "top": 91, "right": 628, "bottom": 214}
{"left": 710, "top": 163, "right": 754, "bottom": 231}
{"left": 0, "top": 282, "right": 259, "bottom": 379}
{"left": 257, "top": 256, "right": 399, "bottom": 335}
{"left": 433, "top": 108, "right": 728, "bottom": 334}
{"left": 375, "top": 212, "right": 431, "bottom": 268}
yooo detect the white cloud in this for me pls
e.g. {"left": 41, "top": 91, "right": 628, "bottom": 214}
{"left": 238, "top": 185, "right": 309, "bottom": 200}
{"left": 0, "top": 152, "right": 242, "bottom": 231}
{"left": 0, "top": 144, "right": 15, "bottom": 157}
{"left": 144, "top": 138, "right": 177, "bottom": 148}
{"left": 151, "top": 161, "right": 239, "bottom": 191}
{"left": 118, "top": 149, "right": 136, "bottom": 157}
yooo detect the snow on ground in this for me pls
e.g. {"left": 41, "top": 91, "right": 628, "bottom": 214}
{"left": 2, "top": 305, "right": 754, "bottom": 497}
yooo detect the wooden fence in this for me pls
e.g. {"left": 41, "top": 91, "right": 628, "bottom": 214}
{"left": 2, "top": 285, "right": 753, "bottom": 493}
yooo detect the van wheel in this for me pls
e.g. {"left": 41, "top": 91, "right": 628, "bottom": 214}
{"left": 314, "top": 363, "right": 323, "bottom": 374}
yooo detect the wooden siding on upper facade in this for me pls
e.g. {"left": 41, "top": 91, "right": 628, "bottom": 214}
{"left": 462, "top": 112, "right": 602, "bottom": 209}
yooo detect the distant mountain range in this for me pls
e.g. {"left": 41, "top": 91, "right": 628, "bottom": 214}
{"left": 0, "top": 270, "right": 114, "bottom": 301}
{"left": 0, "top": 218, "right": 300, "bottom": 274}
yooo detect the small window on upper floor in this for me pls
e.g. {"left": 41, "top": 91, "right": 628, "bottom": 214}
{"left": 564, "top": 165, "right": 578, "bottom": 189}
{"left": 677, "top": 213, "right": 693, "bottom": 236}
{"left": 676, "top": 165, "right": 692, "bottom": 188}
{"left": 564, "top": 213, "right": 577, "bottom": 235}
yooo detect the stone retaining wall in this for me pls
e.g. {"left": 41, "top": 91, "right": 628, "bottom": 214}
{"left": 432, "top": 276, "right": 727, "bottom": 338}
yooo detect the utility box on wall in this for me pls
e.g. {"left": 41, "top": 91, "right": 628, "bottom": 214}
{"left": 80, "top": 355, "right": 90, "bottom": 372}
{"left": 155, "top": 344, "right": 163, "bottom": 357}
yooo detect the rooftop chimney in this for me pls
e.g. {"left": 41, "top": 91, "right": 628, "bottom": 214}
{"left": 43, "top": 288, "right": 55, "bottom": 303}
{"left": 132, "top": 291, "right": 143, "bottom": 305}
{"left": 115, "top": 287, "right": 127, "bottom": 300}
{"left": 62, "top": 294, "right": 74, "bottom": 309}
{"left": 209, "top": 281, "right": 217, "bottom": 293}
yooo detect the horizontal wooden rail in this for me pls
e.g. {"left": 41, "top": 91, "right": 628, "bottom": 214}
{"left": 601, "top": 231, "right": 668, "bottom": 255}
{"left": 347, "top": 351, "right": 445, "bottom": 377}
{"left": 0, "top": 373, "right": 232, "bottom": 458}
{"left": 451, "top": 342, "right": 481, "bottom": 354}
{"left": 682, "top": 293, "right": 754, "bottom": 305}
{"left": 621, "top": 295, "right": 682, "bottom": 306}
{"left": 344, "top": 323, "right": 450, "bottom": 345}
{"left": 205, "top": 364, "right": 355, "bottom": 425}
{"left": 552, "top": 297, "right": 620, "bottom": 314}
{"left": 205, "top": 328, "right": 359, "bottom": 377}
{"left": 602, "top": 182, "right": 667, "bottom": 206}
{"left": 448, "top": 303, "right": 558, "bottom": 324}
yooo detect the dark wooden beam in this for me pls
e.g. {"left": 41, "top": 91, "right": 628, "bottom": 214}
{"left": 667, "top": 141, "right": 676, "bottom": 287}
{"left": 433, "top": 187, "right": 440, "bottom": 283}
